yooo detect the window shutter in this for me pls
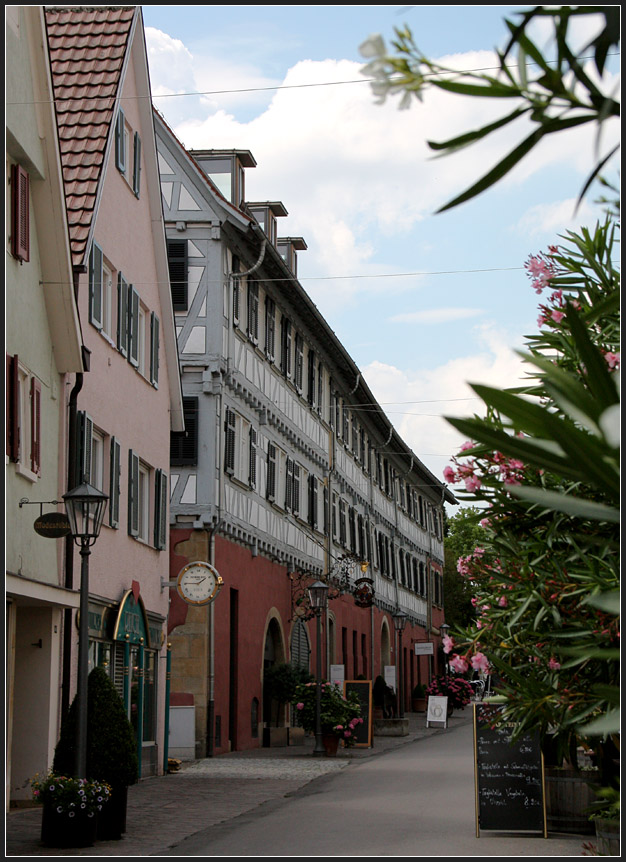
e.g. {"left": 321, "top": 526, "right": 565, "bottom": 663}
{"left": 133, "top": 132, "right": 142, "bottom": 197}
{"left": 247, "top": 281, "right": 259, "bottom": 343}
{"left": 249, "top": 427, "right": 257, "bottom": 488}
{"left": 88, "top": 243, "right": 104, "bottom": 329}
{"left": 323, "top": 485, "right": 329, "bottom": 536}
{"left": 285, "top": 458, "right": 294, "bottom": 511}
{"left": 128, "top": 449, "right": 139, "bottom": 536}
{"left": 167, "top": 240, "right": 188, "bottom": 311}
{"left": 115, "top": 110, "right": 126, "bottom": 173}
{"left": 30, "top": 377, "right": 41, "bottom": 475}
{"left": 127, "top": 284, "right": 140, "bottom": 367}
{"left": 308, "top": 475, "right": 318, "bottom": 529}
{"left": 154, "top": 468, "right": 168, "bottom": 550}
{"left": 11, "top": 164, "right": 30, "bottom": 262}
{"left": 292, "top": 463, "right": 300, "bottom": 515}
{"left": 265, "top": 298, "right": 275, "bottom": 360}
{"left": 307, "top": 351, "right": 315, "bottom": 406}
{"left": 109, "top": 437, "right": 121, "bottom": 528}
{"left": 224, "top": 408, "right": 236, "bottom": 474}
{"left": 75, "top": 411, "right": 93, "bottom": 484}
{"left": 6, "top": 353, "right": 19, "bottom": 461}
{"left": 170, "top": 396, "right": 198, "bottom": 465}
{"left": 294, "top": 334, "right": 303, "bottom": 392}
{"left": 150, "top": 312, "right": 160, "bottom": 387}
{"left": 117, "top": 273, "right": 129, "bottom": 356}
{"left": 281, "top": 317, "right": 291, "bottom": 378}
{"left": 266, "top": 442, "right": 276, "bottom": 501}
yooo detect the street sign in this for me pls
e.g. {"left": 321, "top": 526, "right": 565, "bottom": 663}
{"left": 414, "top": 642, "right": 434, "bottom": 655}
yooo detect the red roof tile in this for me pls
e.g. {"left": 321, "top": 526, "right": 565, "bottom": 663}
{"left": 45, "top": 6, "right": 136, "bottom": 267}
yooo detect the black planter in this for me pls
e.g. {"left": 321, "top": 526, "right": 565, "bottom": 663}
{"left": 41, "top": 803, "right": 98, "bottom": 848}
{"left": 96, "top": 785, "right": 128, "bottom": 840}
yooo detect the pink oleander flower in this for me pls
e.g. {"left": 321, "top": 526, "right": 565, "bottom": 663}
{"left": 479, "top": 517, "right": 490, "bottom": 528}
{"left": 296, "top": 702, "right": 304, "bottom": 710}
{"left": 443, "top": 466, "right": 456, "bottom": 483}
{"left": 605, "top": 352, "right": 620, "bottom": 369}
{"left": 498, "top": 596, "right": 508, "bottom": 607}
{"left": 460, "top": 440, "right": 475, "bottom": 451}
{"left": 443, "top": 634, "right": 455, "bottom": 654}
{"left": 548, "top": 658, "right": 561, "bottom": 671}
{"left": 465, "top": 474, "right": 481, "bottom": 492}
{"left": 471, "top": 652, "right": 490, "bottom": 673}
{"left": 551, "top": 309, "right": 565, "bottom": 324}
{"left": 449, "top": 654, "right": 469, "bottom": 674}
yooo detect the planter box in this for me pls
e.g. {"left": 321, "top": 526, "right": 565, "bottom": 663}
{"left": 288, "top": 727, "right": 305, "bottom": 746}
{"left": 595, "top": 818, "right": 620, "bottom": 856}
{"left": 412, "top": 698, "right": 427, "bottom": 713}
{"left": 262, "top": 727, "right": 289, "bottom": 748}
{"left": 545, "top": 768, "right": 599, "bottom": 835}
{"left": 373, "top": 718, "right": 409, "bottom": 737}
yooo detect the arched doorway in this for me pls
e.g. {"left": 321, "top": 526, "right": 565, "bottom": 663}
{"left": 262, "top": 617, "right": 286, "bottom": 731}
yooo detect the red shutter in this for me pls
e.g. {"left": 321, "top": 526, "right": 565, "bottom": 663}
{"left": 11, "top": 164, "right": 30, "bottom": 262}
{"left": 30, "top": 377, "right": 41, "bottom": 475}
{"left": 6, "top": 353, "right": 19, "bottom": 461}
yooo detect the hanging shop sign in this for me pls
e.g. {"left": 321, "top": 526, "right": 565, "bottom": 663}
{"left": 112, "top": 589, "right": 151, "bottom": 647}
{"left": 33, "top": 512, "right": 71, "bottom": 538}
{"left": 176, "top": 561, "right": 223, "bottom": 606}
{"left": 353, "top": 577, "right": 375, "bottom": 608}
{"left": 414, "top": 642, "right": 434, "bottom": 656}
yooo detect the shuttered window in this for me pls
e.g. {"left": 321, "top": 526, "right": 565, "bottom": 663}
{"left": 266, "top": 442, "right": 277, "bottom": 502}
{"left": 115, "top": 110, "right": 127, "bottom": 173}
{"left": 30, "top": 377, "right": 41, "bottom": 476}
{"left": 128, "top": 449, "right": 140, "bottom": 537}
{"left": 154, "top": 468, "right": 168, "bottom": 550}
{"left": 11, "top": 164, "right": 30, "bottom": 262}
{"left": 247, "top": 281, "right": 259, "bottom": 343}
{"left": 308, "top": 475, "right": 318, "bottom": 530}
{"left": 109, "top": 437, "right": 121, "bottom": 528}
{"left": 167, "top": 240, "right": 188, "bottom": 311}
{"left": 75, "top": 411, "right": 94, "bottom": 485}
{"left": 127, "top": 284, "right": 140, "bottom": 367}
{"left": 280, "top": 317, "right": 292, "bottom": 378}
{"left": 117, "top": 273, "right": 129, "bottom": 357}
{"left": 249, "top": 427, "right": 257, "bottom": 489}
{"left": 133, "top": 131, "right": 142, "bottom": 197}
{"left": 294, "top": 334, "right": 304, "bottom": 393}
{"left": 224, "top": 408, "right": 236, "bottom": 475}
{"left": 264, "top": 298, "right": 275, "bottom": 361}
{"left": 170, "top": 397, "right": 198, "bottom": 465}
{"left": 6, "top": 354, "right": 19, "bottom": 461}
{"left": 150, "top": 312, "right": 160, "bottom": 387}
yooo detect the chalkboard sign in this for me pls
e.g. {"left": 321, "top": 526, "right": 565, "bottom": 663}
{"left": 344, "top": 680, "right": 372, "bottom": 748}
{"left": 474, "top": 703, "right": 546, "bottom": 837}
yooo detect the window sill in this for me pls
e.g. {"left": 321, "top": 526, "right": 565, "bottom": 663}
{"left": 15, "top": 462, "right": 39, "bottom": 483}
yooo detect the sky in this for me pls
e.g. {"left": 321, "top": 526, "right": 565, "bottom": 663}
{"left": 141, "top": 5, "right": 620, "bottom": 509}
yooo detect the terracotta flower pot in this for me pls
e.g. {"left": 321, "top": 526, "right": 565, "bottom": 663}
{"left": 322, "top": 733, "right": 340, "bottom": 756}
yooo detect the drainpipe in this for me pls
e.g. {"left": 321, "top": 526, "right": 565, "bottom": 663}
{"left": 205, "top": 522, "right": 219, "bottom": 757}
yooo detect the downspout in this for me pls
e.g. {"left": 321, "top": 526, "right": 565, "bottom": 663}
{"left": 205, "top": 522, "right": 219, "bottom": 757}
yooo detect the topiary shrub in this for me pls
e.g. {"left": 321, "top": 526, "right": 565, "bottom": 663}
{"left": 53, "top": 667, "right": 138, "bottom": 789}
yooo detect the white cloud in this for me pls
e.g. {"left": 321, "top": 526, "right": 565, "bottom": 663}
{"left": 514, "top": 197, "right": 596, "bottom": 239}
{"left": 361, "top": 323, "right": 527, "bottom": 481}
{"left": 389, "top": 308, "right": 484, "bottom": 325}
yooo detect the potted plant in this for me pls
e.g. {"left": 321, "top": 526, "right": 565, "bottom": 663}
{"left": 411, "top": 683, "right": 427, "bottom": 712}
{"left": 53, "top": 667, "right": 138, "bottom": 840}
{"left": 588, "top": 785, "right": 620, "bottom": 856}
{"left": 31, "top": 772, "right": 111, "bottom": 848}
{"left": 426, "top": 675, "right": 473, "bottom": 715}
{"left": 292, "top": 681, "right": 362, "bottom": 755}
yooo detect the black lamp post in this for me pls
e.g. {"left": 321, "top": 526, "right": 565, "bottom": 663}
{"left": 308, "top": 580, "right": 329, "bottom": 756}
{"left": 440, "top": 622, "right": 451, "bottom": 677}
{"left": 63, "top": 482, "right": 108, "bottom": 779}
{"left": 393, "top": 610, "right": 408, "bottom": 719}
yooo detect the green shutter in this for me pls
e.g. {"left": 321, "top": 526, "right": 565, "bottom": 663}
{"left": 109, "top": 437, "right": 121, "bottom": 528}
{"left": 128, "top": 449, "right": 139, "bottom": 536}
{"left": 115, "top": 110, "right": 126, "bottom": 173}
{"left": 128, "top": 285, "right": 140, "bottom": 367}
{"left": 133, "top": 132, "right": 141, "bottom": 197}
{"left": 75, "top": 411, "right": 93, "bottom": 484}
{"left": 117, "top": 273, "right": 129, "bottom": 357}
{"left": 154, "top": 468, "right": 168, "bottom": 550}
{"left": 150, "top": 312, "right": 160, "bottom": 387}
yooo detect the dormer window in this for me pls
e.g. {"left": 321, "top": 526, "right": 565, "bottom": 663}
{"left": 247, "top": 201, "right": 287, "bottom": 247}
{"left": 189, "top": 149, "right": 256, "bottom": 206}
{"left": 277, "top": 237, "right": 307, "bottom": 276}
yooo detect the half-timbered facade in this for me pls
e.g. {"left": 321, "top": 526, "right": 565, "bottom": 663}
{"left": 156, "top": 111, "right": 456, "bottom": 756}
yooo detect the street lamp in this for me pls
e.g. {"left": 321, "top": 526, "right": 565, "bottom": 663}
{"left": 63, "top": 482, "right": 108, "bottom": 778}
{"left": 440, "top": 622, "right": 451, "bottom": 677}
{"left": 393, "top": 610, "right": 408, "bottom": 719}
{"left": 308, "top": 580, "right": 329, "bottom": 757}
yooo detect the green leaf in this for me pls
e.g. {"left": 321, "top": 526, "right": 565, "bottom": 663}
{"left": 583, "top": 591, "right": 621, "bottom": 614}
{"left": 579, "top": 709, "right": 620, "bottom": 737}
{"left": 507, "top": 487, "right": 620, "bottom": 523}
{"left": 427, "top": 107, "right": 528, "bottom": 153}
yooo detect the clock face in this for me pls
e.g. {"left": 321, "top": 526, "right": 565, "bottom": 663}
{"left": 176, "top": 562, "right": 222, "bottom": 606}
